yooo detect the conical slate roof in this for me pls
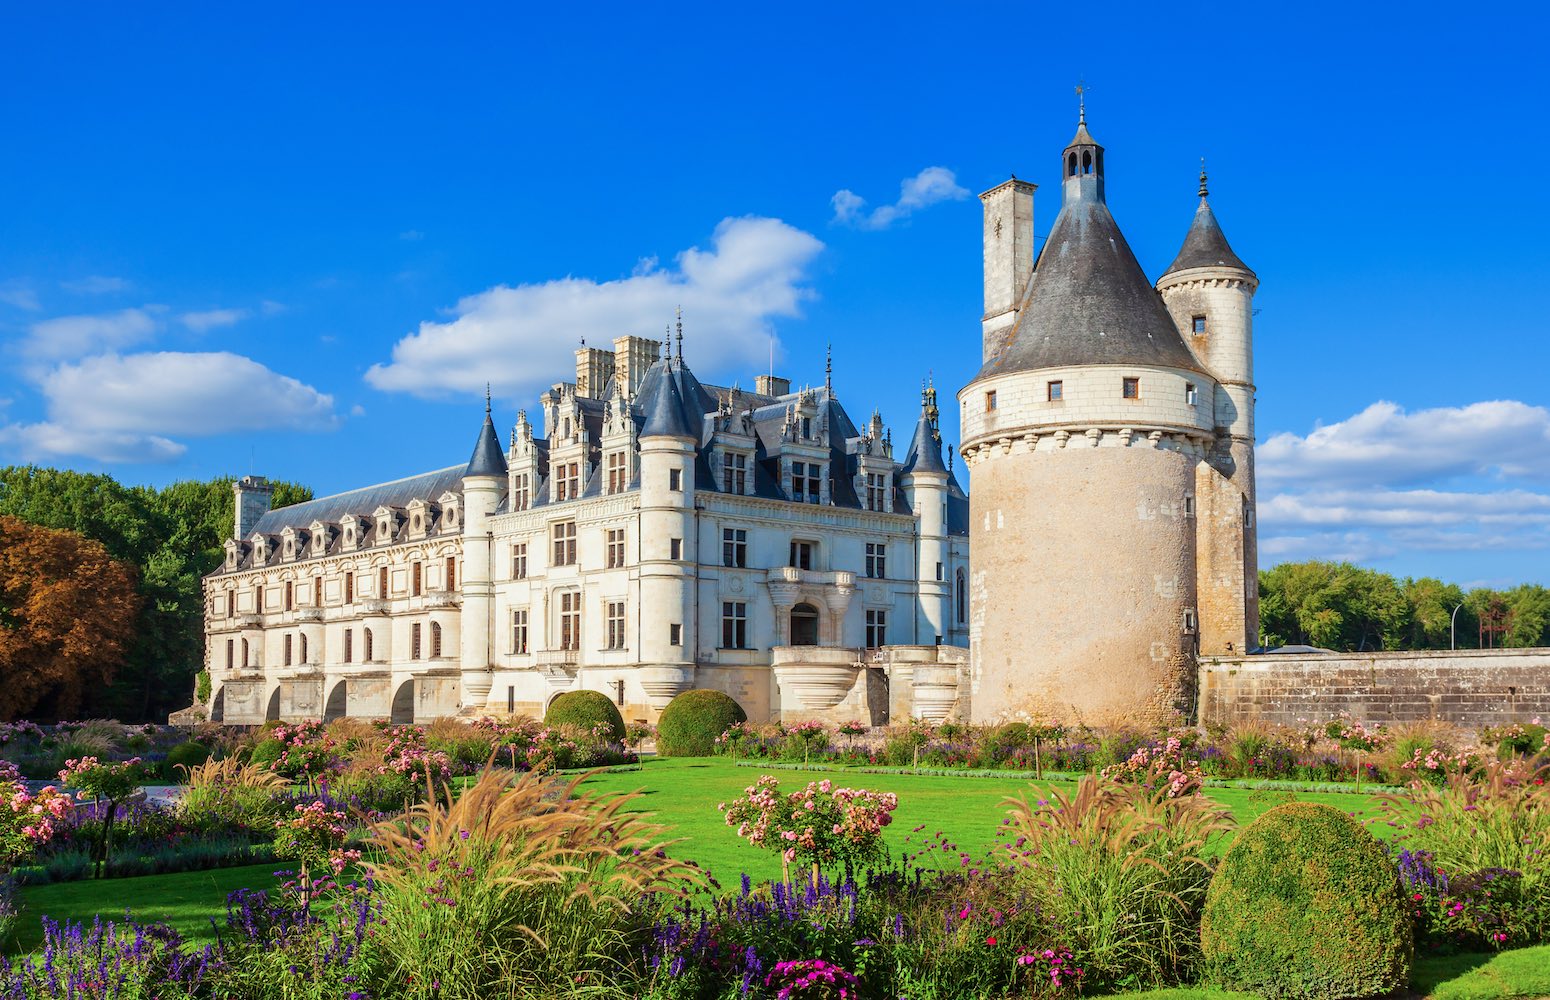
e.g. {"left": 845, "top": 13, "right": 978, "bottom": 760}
{"left": 981, "top": 194, "right": 1204, "bottom": 378}
{"left": 902, "top": 413, "right": 947, "bottom": 475}
{"left": 1162, "top": 198, "right": 1254, "bottom": 277}
{"left": 464, "top": 412, "right": 507, "bottom": 478}
{"left": 637, "top": 357, "right": 713, "bottom": 439}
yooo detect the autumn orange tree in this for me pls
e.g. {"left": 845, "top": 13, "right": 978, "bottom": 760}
{"left": 0, "top": 515, "right": 141, "bottom": 720}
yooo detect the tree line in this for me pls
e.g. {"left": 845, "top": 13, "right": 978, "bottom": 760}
{"left": 1258, "top": 560, "right": 1550, "bottom": 652}
{"left": 0, "top": 466, "right": 310, "bottom": 722}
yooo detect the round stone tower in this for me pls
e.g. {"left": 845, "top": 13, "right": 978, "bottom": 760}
{"left": 958, "top": 116, "right": 1219, "bottom": 727}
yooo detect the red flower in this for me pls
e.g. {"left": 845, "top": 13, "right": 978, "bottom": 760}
{"left": 985, "top": 936, "right": 997, "bottom": 946}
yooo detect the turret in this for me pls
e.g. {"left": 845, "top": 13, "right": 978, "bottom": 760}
{"left": 633, "top": 326, "right": 704, "bottom": 713}
{"left": 900, "top": 381, "right": 950, "bottom": 644}
{"left": 233, "top": 476, "right": 274, "bottom": 541}
{"left": 458, "top": 393, "right": 506, "bottom": 711}
{"left": 1157, "top": 167, "right": 1260, "bottom": 655}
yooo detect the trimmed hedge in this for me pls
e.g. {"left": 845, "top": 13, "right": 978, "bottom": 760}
{"left": 545, "top": 690, "right": 625, "bottom": 744}
{"left": 1202, "top": 801, "right": 1412, "bottom": 999}
{"left": 657, "top": 690, "right": 747, "bottom": 758}
{"left": 165, "top": 741, "right": 211, "bottom": 772}
{"left": 247, "top": 738, "right": 285, "bottom": 769}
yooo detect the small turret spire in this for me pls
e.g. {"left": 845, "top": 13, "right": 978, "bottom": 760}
{"left": 485, "top": 382, "right": 491, "bottom": 415}
{"left": 1198, "top": 157, "right": 1209, "bottom": 199}
{"left": 1075, "top": 78, "right": 1087, "bottom": 124}
{"left": 675, "top": 306, "right": 683, "bottom": 361}
{"left": 824, "top": 343, "right": 832, "bottom": 392}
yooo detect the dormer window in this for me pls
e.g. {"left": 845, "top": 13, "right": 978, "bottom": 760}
{"left": 554, "top": 462, "right": 581, "bottom": 502}
{"left": 791, "top": 461, "right": 822, "bottom": 504}
{"left": 512, "top": 473, "right": 531, "bottom": 512}
{"left": 445, "top": 508, "right": 457, "bottom": 528}
{"left": 800, "top": 416, "right": 812, "bottom": 439}
{"left": 722, "top": 451, "right": 747, "bottom": 494}
{"left": 605, "top": 451, "right": 627, "bottom": 494}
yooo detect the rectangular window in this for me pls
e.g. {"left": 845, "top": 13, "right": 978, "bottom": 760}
{"left": 789, "top": 540, "right": 814, "bottom": 570}
{"left": 986, "top": 390, "right": 997, "bottom": 411}
{"left": 669, "top": 537, "right": 683, "bottom": 561}
{"left": 1047, "top": 380, "right": 1063, "bottom": 401}
{"left": 507, "top": 686, "right": 516, "bottom": 714}
{"left": 669, "top": 623, "right": 683, "bottom": 646}
{"left": 512, "top": 542, "right": 528, "bottom": 579}
{"left": 225, "top": 638, "right": 233, "bottom": 670}
{"left": 722, "top": 451, "right": 747, "bottom": 494}
{"left": 1123, "top": 377, "right": 1140, "bottom": 399}
{"left": 615, "top": 679, "right": 625, "bottom": 707}
{"left": 865, "top": 609, "right": 888, "bottom": 649}
{"left": 606, "top": 451, "right": 627, "bottom": 494}
{"left": 865, "top": 473, "right": 887, "bottom": 512}
{"left": 284, "top": 634, "right": 293, "bottom": 666}
{"left": 722, "top": 601, "right": 748, "bottom": 649}
{"left": 552, "top": 521, "right": 578, "bottom": 565}
{"left": 865, "top": 541, "right": 886, "bottom": 579}
{"left": 345, "top": 571, "right": 354, "bottom": 603}
{"left": 255, "top": 586, "right": 264, "bottom": 613}
{"left": 284, "top": 582, "right": 293, "bottom": 611}
{"left": 791, "top": 461, "right": 822, "bottom": 504}
{"left": 379, "top": 566, "right": 389, "bottom": 599}
{"left": 511, "top": 609, "right": 529, "bottom": 654}
{"left": 669, "top": 467, "right": 682, "bottom": 491}
{"left": 513, "top": 473, "right": 531, "bottom": 512}
{"left": 1185, "top": 383, "right": 1199, "bottom": 406}
{"left": 1183, "top": 608, "right": 1198, "bottom": 633}
{"left": 344, "top": 629, "right": 353, "bottom": 663}
{"left": 412, "top": 562, "right": 423, "bottom": 597}
{"left": 446, "top": 556, "right": 456, "bottom": 590}
{"left": 1184, "top": 495, "right": 1196, "bottom": 516}
{"left": 553, "top": 461, "right": 581, "bottom": 502}
{"left": 411, "top": 623, "right": 422, "bottom": 660}
{"left": 312, "top": 576, "right": 322, "bottom": 606}
{"left": 1192, "top": 315, "right": 1207, "bottom": 335}
{"left": 606, "top": 601, "right": 626, "bottom": 650}
{"left": 606, "top": 528, "right": 626, "bottom": 568}
{"left": 935, "top": 561, "right": 944, "bottom": 582}
{"left": 559, "top": 592, "right": 581, "bottom": 651}
{"left": 364, "top": 627, "right": 374, "bottom": 661}
{"left": 722, "top": 527, "right": 747, "bottom": 568}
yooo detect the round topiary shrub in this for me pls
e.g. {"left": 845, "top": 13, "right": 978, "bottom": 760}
{"left": 1202, "top": 801, "right": 1412, "bottom": 999}
{"left": 657, "top": 690, "right": 747, "bottom": 758}
{"left": 166, "top": 740, "right": 211, "bottom": 772}
{"left": 545, "top": 690, "right": 625, "bottom": 744}
{"left": 992, "top": 721, "right": 1032, "bottom": 749}
{"left": 247, "top": 737, "right": 286, "bottom": 769}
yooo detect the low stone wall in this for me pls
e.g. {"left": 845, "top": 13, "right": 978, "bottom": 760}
{"left": 1199, "top": 647, "right": 1550, "bottom": 730}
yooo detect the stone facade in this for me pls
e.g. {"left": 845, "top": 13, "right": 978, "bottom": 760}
{"left": 203, "top": 335, "right": 971, "bottom": 727}
{"left": 1200, "top": 649, "right": 1550, "bottom": 731}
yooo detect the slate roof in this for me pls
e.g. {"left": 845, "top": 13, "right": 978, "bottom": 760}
{"left": 465, "top": 413, "right": 508, "bottom": 477}
{"left": 1162, "top": 197, "right": 1254, "bottom": 278}
{"left": 979, "top": 124, "right": 1204, "bottom": 379}
{"left": 247, "top": 466, "right": 467, "bottom": 538}
{"left": 901, "top": 414, "right": 947, "bottom": 475}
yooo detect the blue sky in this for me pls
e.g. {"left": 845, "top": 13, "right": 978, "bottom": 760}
{"left": 2, "top": 2, "right": 1547, "bottom": 586}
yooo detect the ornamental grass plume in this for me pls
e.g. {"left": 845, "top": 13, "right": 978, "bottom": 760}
{"left": 1002, "top": 773, "right": 1233, "bottom": 988}
{"left": 175, "top": 756, "right": 290, "bottom": 838}
{"left": 364, "top": 766, "right": 704, "bottom": 999}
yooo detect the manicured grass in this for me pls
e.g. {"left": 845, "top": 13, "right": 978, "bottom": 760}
{"left": 1413, "top": 945, "right": 1550, "bottom": 999}
{"left": 7, "top": 862, "right": 281, "bottom": 954}
{"left": 578, "top": 757, "right": 1386, "bottom": 887}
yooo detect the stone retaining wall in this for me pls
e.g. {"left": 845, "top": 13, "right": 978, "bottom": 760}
{"left": 1199, "top": 648, "right": 1550, "bottom": 730}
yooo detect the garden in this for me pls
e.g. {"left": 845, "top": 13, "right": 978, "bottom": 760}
{"left": 0, "top": 691, "right": 1547, "bottom": 999}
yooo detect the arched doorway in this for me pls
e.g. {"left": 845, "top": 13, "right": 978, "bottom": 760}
{"left": 210, "top": 687, "right": 225, "bottom": 723}
{"left": 790, "top": 603, "right": 820, "bottom": 646}
{"left": 264, "top": 687, "right": 281, "bottom": 722}
{"left": 390, "top": 680, "right": 415, "bottom": 724}
{"left": 323, "top": 681, "right": 348, "bottom": 723}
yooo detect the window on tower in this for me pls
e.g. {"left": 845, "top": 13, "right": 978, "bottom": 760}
{"left": 1123, "top": 377, "right": 1140, "bottom": 400}
{"left": 1192, "top": 315, "right": 1207, "bottom": 335}
{"left": 1047, "top": 380, "right": 1063, "bottom": 402}
{"left": 985, "top": 390, "right": 997, "bottom": 411}
{"left": 1186, "top": 383, "right": 1199, "bottom": 406}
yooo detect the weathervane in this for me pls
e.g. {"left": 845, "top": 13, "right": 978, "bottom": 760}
{"left": 1075, "top": 78, "right": 1088, "bottom": 123}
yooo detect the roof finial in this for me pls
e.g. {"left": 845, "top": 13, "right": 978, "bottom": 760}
{"left": 1075, "top": 78, "right": 1087, "bottom": 124}
{"left": 484, "top": 383, "right": 491, "bottom": 416}
{"left": 675, "top": 305, "right": 683, "bottom": 361}
{"left": 1198, "top": 157, "right": 1209, "bottom": 199}
{"left": 824, "top": 343, "right": 832, "bottom": 392}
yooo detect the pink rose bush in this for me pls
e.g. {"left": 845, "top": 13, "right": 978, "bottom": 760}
{"left": 0, "top": 764, "right": 70, "bottom": 865}
{"left": 720, "top": 776, "right": 897, "bottom": 879}
{"left": 1100, "top": 736, "right": 1204, "bottom": 797}
{"left": 274, "top": 799, "right": 361, "bottom": 883}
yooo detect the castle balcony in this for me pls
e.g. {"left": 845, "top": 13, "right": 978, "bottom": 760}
{"left": 356, "top": 598, "right": 391, "bottom": 615}
{"left": 422, "top": 589, "right": 460, "bottom": 609}
{"left": 771, "top": 645, "right": 864, "bottom": 714}
{"left": 232, "top": 613, "right": 265, "bottom": 628}
{"left": 534, "top": 648, "right": 581, "bottom": 668}
{"left": 291, "top": 607, "right": 325, "bottom": 623}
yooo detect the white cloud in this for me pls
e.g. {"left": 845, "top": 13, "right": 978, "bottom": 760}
{"left": 0, "top": 281, "right": 41, "bottom": 311}
{"left": 1258, "top": 399, "right": 1550, "bottom": 566}
{"left": 60, "top": 275, "right": 132, "bottom": 295}
{"left": 39, "top": 352, "right": 338, "bottom": 436}
{"left": 831, "top": 167, "right": 970, "bottom": 231}
{"left": 0, "top": 422, "right": 186, "bottom": 464}
{"left": 366, "top": 215, "right": 824, "bottom": 400}
{"left": 180, "top": 307, "right": 247, "bottom": 332}
{"left": 260, "top": 300, "right": 286, "bottom": 315}
{"left": 1260, "top": 400, "right": 1550, "bottom": 488}
{"left": 24, "top": 307, "right": 161, "bottom": 359}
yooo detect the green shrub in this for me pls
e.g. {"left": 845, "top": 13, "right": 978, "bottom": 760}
{"left": 165, "top": 741, "right": 211, "bottom": 771}
{"left": 1202, "top": 801, "right": 1412, "bottom": 999}
{"left": 992, "top": 721, "right": 1032, "bottom": 749}
{"left": 544, "top": 690, "right": 625, "bottom": 744}
{"left": 248, "top": 738, "right": 286, "bottom": 769}
{"left": 656, "top": 690, "right": 746, "bottom": 758}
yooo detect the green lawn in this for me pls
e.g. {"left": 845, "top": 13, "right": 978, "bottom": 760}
{"left": 8, "top": 862, "right": 281, "bottom": 953}
{"left": 577, "top": 757, "right": 1384, "bottom": 886}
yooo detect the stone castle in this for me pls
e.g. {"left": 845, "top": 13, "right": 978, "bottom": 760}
{"left": 200, "top": 113, "right": 1260, "bottom": 729}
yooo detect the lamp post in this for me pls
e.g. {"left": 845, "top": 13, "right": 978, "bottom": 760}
{"left": 1450, "top": 603, "right": 1465, "bottom": 650}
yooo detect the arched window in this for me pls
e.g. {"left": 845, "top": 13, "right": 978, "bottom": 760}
{"left": 364, "top": 627, "right": 374, "bottom": 662}
{"left": 299, "top": 633, "right": 308, "bottom": 664}
{"left": 430, "top": 621, "right": 442, "bottom": 658}
{"left": 240, "top": 638, "right": 250, "bottom": 668}
{"left": 790, "top": 603, "right": 820, "bottom": 646}
{"left": 956, "top": 568, "right": 967, "bottom": 625}
{"left": 1067, "top": 152, "right": 1077, "bottom": 176}
{"left": 1082, "top": 150, "right": 1092, "bottom": 174}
